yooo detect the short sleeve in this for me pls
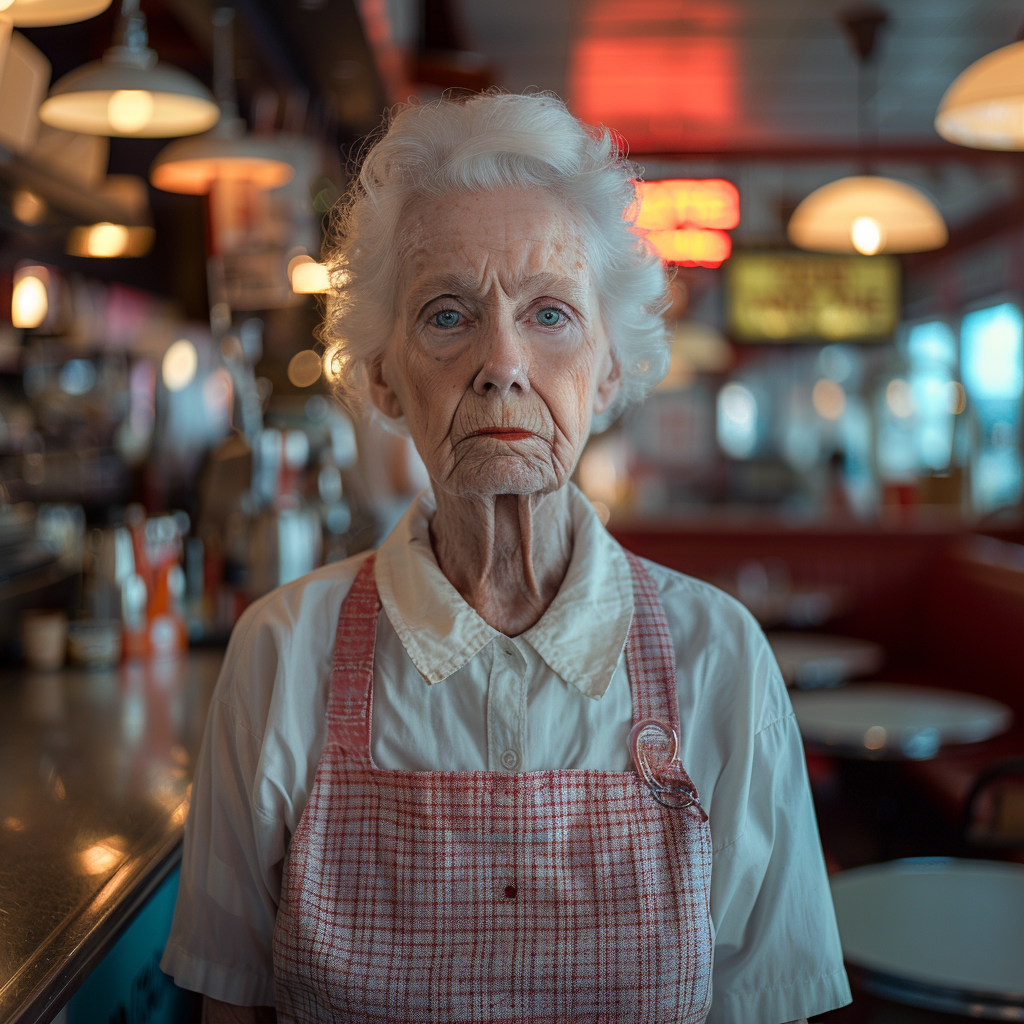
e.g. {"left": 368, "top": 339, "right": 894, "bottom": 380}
{"left": 160, "top": 615, "right": 286, "bottom": 1006}
{"left": 707, "top": 711, "right": 851, "bottom": 1024}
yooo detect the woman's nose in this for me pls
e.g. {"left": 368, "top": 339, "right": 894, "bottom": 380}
{"left": 472, "top": 324, "right": 530, "bottom": 398}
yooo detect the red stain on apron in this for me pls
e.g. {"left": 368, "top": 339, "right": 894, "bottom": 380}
{"left": 273, "top": 552, "right": 713, "bottom": 1022}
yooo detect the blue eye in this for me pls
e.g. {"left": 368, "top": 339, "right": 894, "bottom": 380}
{"left": 537, "top": 307, "right": 563, "bottom": 327}
{"left": 432, "top": 309, "right": 461, "bottom": 329}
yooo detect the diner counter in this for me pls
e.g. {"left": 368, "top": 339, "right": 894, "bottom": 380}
{"left": 0, "top": 649, "right": 224, "bottom": 1024}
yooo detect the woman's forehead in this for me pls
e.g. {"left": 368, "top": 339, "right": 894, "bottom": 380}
{"left": 399, "top": 188, "right": 591, "bottom": 298}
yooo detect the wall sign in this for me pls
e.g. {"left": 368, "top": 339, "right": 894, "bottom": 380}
{"left": 726, "top": 253, "right": 900, "bottom": 341}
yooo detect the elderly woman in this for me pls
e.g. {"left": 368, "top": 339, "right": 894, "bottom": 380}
{"left": 162, "top": 93, "right": 850, "bottom": 1024}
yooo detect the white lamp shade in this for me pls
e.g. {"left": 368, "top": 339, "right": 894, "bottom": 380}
{"left": 150, "top": 132, "right": 293, "bottom": 194}
{"left": 5, "top": 0, "right": 111, "bottom": 26}
{"left": 788, "top": 176, "right": 948, "bottom": 254}
{"left": 39, "top": 59, "right": 219, "bottom": 137}
{"left": 936, "top": 40, "right": 1024, "bottom": 150}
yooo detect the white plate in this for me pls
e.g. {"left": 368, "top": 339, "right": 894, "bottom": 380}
{"left": 768, "top": 632, "right": 884, "bottom": 688}
{"left": 790, "top": 683, "right": 1012, "bottom": 758}
{"left": 831, "top": 859, "right": 1024, "bottom": 997}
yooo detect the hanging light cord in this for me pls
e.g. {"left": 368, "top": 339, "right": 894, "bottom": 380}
{"left": 837, "top": 5, "right": 888, "bottom": 166}
{"left": 107, "top": 0, "right": 156, "bottom": 69}
{"left": 213, "top": 8, "right": 238, "bottom": 116}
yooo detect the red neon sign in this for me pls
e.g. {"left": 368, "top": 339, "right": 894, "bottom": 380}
{"left": 632, "top": 179, "right": 739, "bottom": 267}
{"left": 644, "top": 227, "right": 732, "bottom": 268}
{"left": 635, "top": 179, "right": 740, "bottom": 231}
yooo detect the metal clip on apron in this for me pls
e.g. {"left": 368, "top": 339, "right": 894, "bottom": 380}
{"left": 273, "top": 551, "right": 714, "bottom": 1023}
{"left": 630, "top": 719, "right": 709, "bottom": 820}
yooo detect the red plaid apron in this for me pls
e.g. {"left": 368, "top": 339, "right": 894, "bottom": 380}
{"left": 273, "top": 552, "right": 713, "bottom": 1023}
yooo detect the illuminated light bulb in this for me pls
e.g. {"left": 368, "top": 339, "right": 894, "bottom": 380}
{"left": 287, "top": 349, "right": 323, "bottom": 388}
{"left": 162, "top": 338, "right": 198, "bottom": 391}
{"left": 291, "top": 260, "right": 331, "bottom": 294}
{"left": 12, "top": 273, "right": 48, "bottom": 329}
{"left": 851, "top": 216, "right": 884, "bottom": 255}
{"left": 107, "top": 89, "right": 155, "bottom": 134}
{"left": 85, "top": 222, "right": 130, "bottom": 257}
{"left": 886, "top": 378, "right": 914, "bottom": 418}
{"left": 812, "top": 378, "right": 847, "bottom": 420}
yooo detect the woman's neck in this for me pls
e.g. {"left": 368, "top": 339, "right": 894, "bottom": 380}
{"left": 429, "top": 488, "right": 574, "bottom": 637}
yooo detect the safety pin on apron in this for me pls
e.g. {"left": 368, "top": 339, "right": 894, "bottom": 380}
{"left": 630, "top": 718, "right": 709, "bottom": 821}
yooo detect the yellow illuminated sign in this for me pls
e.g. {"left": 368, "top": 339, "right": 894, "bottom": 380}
{"left": 726, "top": 253, "right": 900, "bottom": 341}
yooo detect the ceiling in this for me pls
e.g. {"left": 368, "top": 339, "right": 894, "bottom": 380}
{"left": 460, "top": 0, "right": 1024, "bottom": 151}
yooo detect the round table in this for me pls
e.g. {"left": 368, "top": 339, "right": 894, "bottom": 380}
{"left": 767, "top": 632, "right": 884, "bottom": 689}
{"left": 831, "top": 858, "right": 1024, "bottom": 1019}
{"left": 790, "top": 683, "right": 1013, "bottom": 759}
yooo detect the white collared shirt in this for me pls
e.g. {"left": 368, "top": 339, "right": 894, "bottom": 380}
{"left": 162, "top": 486, "right": 850, "bottom": 1024}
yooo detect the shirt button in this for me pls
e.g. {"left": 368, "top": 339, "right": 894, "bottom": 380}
{"left": 500, "top": 748, "right": 520, "bottom": 771}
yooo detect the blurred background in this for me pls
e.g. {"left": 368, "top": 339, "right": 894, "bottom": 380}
{"left": 2, "top": 2, "right": 1024, "bottom": 1023}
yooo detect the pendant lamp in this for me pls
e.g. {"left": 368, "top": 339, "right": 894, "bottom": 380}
{"left": 2, "top": 0, "right": 110, "bottom": 26}
{"left": 935, "top": 40, "right": 1024, "bottom": 150}
{"left": 788, "top": 175, "right": 947, "bottom": 254}
{"left": 38, "top": 0, "right": 219, "bottom": 137}
{"left": 66, "top": 174, "right": 154, "bottom": 257}
{"left": 789, "top": 6, "right": 947, "bottom": 257}
{"left": 149, "top": 8, "right": 292, "bottom": 194}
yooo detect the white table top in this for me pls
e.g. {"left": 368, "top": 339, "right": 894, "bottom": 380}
{"left": 831, "top": 859, "right": 1024, "bottom": 999}
{"left": 790, "top": 683, "right": 1013, "bottom": 758}
{"left": 767, "top": 632, "right": 884, "bottom": 689}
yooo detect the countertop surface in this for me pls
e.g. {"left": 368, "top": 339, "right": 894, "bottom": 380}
{"left": 0, "top": 650, "right": 223, "bottom": 1024}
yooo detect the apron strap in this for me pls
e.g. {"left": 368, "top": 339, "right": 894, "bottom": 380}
{"left": 325, "top": 555, "right": 379, "bottom": 764}
{"left": 325, "top": 549, "right": 682, "bottom": 763}
{"left": 623, "top": 551, "right": 680, "bottom": 736}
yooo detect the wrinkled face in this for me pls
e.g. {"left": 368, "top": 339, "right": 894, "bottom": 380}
{"left": 369, "top": 188, "right": 621, "bottom": 499}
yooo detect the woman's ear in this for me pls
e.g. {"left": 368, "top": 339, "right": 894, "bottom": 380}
{"left": 367, "top": 353, "right": 405, "bottom": 420}
{"left": 593, "top": 349, "right": 622, "bottom": 415}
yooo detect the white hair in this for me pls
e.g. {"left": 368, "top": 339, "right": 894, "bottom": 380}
{"left": 320, "top": 91, "right": 670, "bottom": 431}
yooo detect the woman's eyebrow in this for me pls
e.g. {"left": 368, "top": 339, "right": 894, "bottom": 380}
{"left": 408, "top": 272, "right": 588, "bottom": 309}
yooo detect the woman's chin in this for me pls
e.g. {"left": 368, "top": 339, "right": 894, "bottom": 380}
{"left": 445, "top": 457, "right": 564, "bottom": 498}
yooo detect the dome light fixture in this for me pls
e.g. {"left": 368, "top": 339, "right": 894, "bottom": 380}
{"left": 150, "top": 8, "right": 292, "bottom": 194}
{"left": 935, "top": 40, "right": 1024, "bottom": 150}
{"left": 38, "top": 0, "right": 219, "bottom": 138}
{"left": 788, "top": 176, "right": 947, "bottom": 255}
{"left": 1, "top": 0, "right": 110, "bottom": 25}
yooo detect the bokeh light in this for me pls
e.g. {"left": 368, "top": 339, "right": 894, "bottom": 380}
{"left": 162, "top": 339, "right": 198, "bottom": 392}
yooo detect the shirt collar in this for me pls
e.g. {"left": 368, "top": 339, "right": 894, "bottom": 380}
{"left": 374, "top": 484, "right": 633, "bottom": 700}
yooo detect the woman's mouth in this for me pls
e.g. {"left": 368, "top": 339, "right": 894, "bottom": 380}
{"left": 473, "top": 428, "right": 536, "bottom": 441}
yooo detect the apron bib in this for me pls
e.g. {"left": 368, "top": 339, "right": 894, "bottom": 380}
{"left": 272, "top": 552, "right": 713, "bottom": 1023}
